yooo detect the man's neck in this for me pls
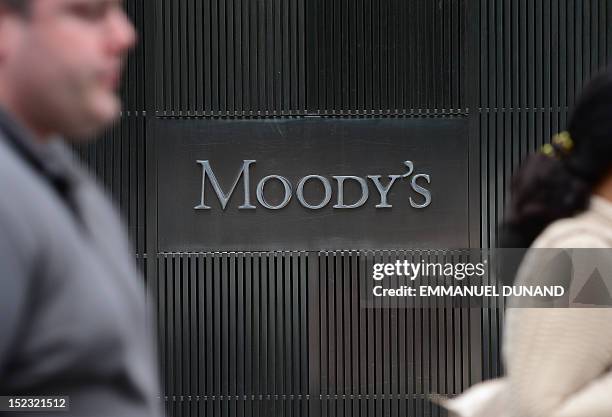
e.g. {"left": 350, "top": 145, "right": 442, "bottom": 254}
{"left": 0, "top": 87, "right": 52, "bottom": 143}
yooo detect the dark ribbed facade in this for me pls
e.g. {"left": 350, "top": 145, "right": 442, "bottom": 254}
{"left": 76, "top": 1, "right": 612, "bottom": 416}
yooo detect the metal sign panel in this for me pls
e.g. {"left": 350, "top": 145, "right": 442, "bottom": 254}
{"left": 156, "top": 117, "right": 469, "bottom": 251}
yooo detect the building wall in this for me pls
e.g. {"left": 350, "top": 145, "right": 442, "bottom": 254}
{"left": 77, "top": 1, "right": 612, "bottom": 416}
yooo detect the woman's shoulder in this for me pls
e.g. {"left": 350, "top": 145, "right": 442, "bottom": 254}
{"left": 532, "top": 200, "right": 612, "bottom": 249}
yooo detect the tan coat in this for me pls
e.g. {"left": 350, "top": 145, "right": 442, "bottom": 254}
{"left": 443, "top": 195, "right": 612, "bottom": 417}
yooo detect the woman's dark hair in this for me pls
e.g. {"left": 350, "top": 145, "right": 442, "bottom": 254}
{"left": 501, "top": 71, "right": 612, "bottom": 247}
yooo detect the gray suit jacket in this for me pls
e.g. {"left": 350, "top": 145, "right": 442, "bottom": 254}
{"left": 0, "top": 110, "right": 161, "bottom": 417}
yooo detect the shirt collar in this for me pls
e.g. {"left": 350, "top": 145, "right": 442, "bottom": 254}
{"left": 0, "top": 105, "right": 81, "bottom": 187}
{"left": 589, "top": 194, "right": 612, "bottom": 225}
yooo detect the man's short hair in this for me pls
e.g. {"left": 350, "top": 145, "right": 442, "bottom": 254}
{"left": 0, "top": 0, "right": 30, "bottom": 12}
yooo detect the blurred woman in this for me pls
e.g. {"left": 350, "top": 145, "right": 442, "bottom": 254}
{"left": 443, "top": 71, "right": 612, "bottom": 417}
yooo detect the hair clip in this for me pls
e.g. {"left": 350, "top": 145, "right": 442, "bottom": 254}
{"left": 540, "top": 143, "right": 555, "bottom": 158}
{"left": 540, "top": 131, "right": 573, "bottom": 158}
{"left": 552, "top": 131, "right": 574, "bottom": 154}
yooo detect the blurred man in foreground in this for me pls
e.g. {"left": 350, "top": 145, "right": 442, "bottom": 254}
{"left": 0, "top": 1, "right": 161, "bottom": 416}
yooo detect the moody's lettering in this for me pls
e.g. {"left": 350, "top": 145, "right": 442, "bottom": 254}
{"left": 194, "top": 159, "right": 256, "bottom": 210}
{"left": 194, "top": 160, "right": 432, "bottom": 211}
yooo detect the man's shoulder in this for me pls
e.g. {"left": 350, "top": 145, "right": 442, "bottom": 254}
{"left": 0, "top": 138, "right": 48, "bottom": 257}
{"left": 0, "top": 138, "right": 50, "bottom": 215}
{"left": 0, "top": 137, "right": 76, "bottom": 240}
